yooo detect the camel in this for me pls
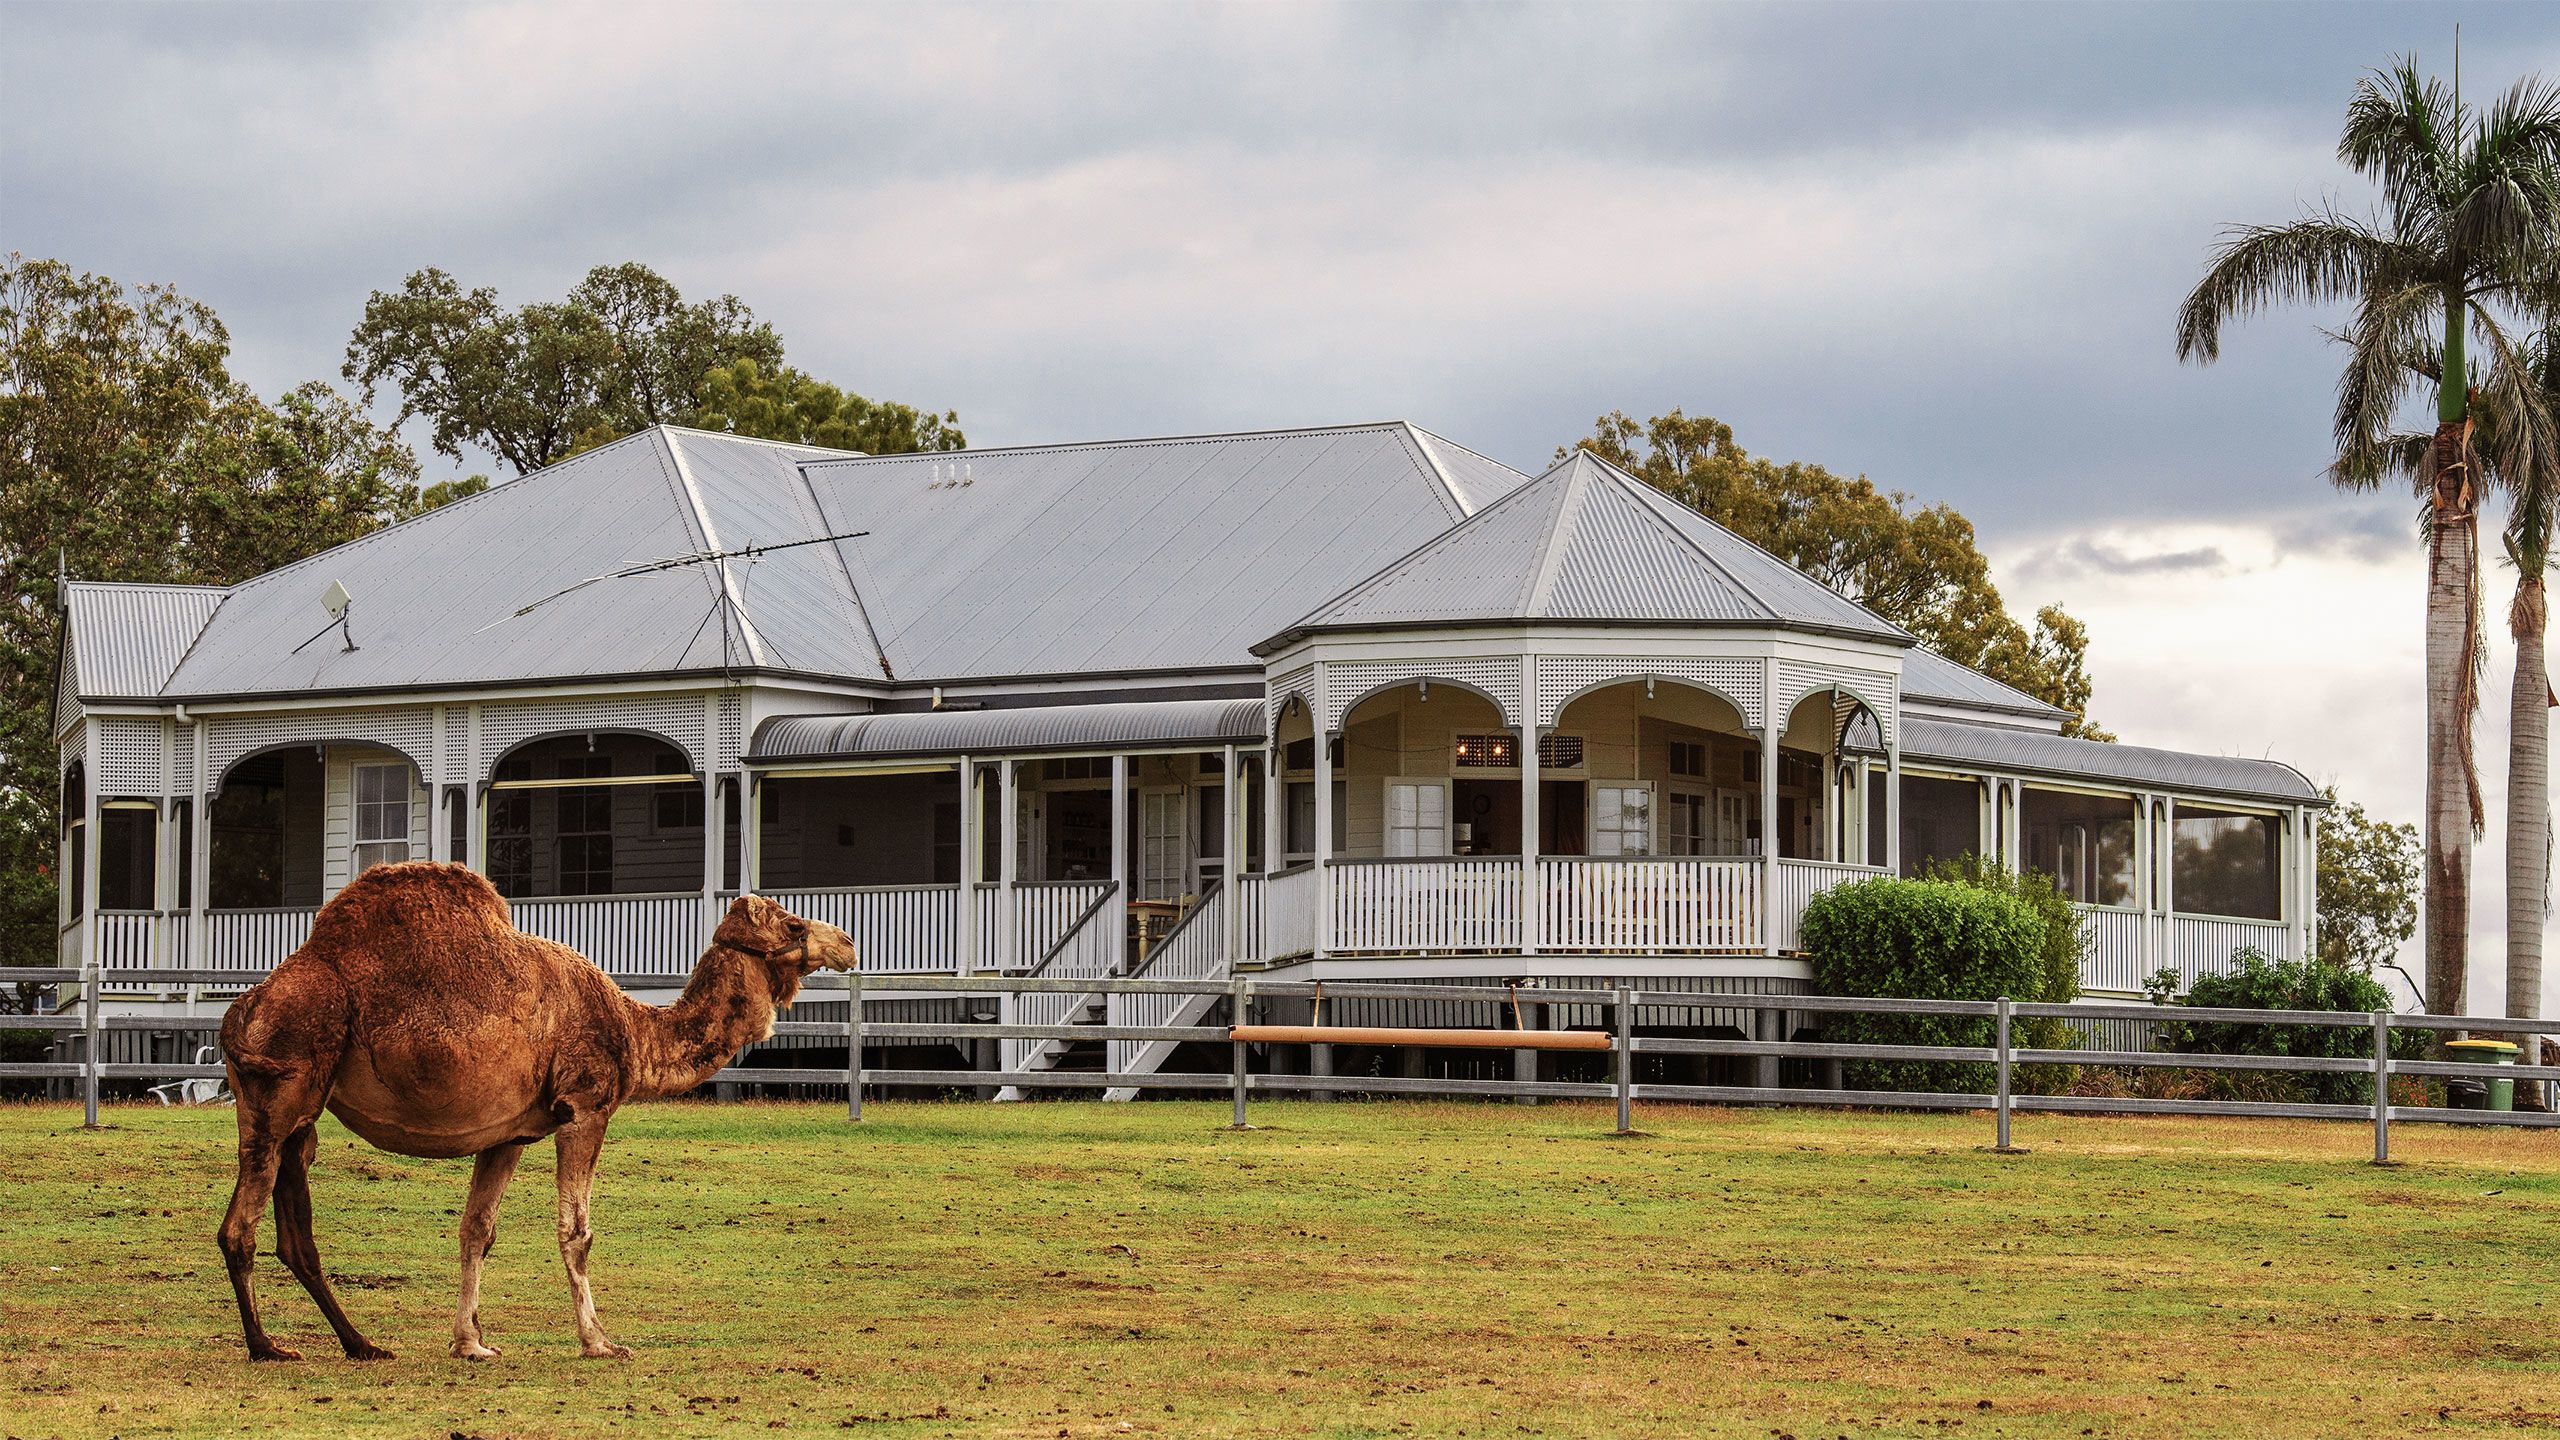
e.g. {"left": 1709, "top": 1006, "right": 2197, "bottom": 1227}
{"left": 216, "top": 861, "right": 857, "bottom": 1362}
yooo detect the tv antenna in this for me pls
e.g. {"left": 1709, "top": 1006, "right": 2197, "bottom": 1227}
{"left": 292, "top": 579, "right": 360, "bottom": 654}
{"left": 476, "top": 529, "right": 870, "bottom": 633}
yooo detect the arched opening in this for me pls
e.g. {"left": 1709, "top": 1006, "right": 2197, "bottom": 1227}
{"left": 211, "top": 743, "right": 418, "bottom": 909}
{"left": 1333, "top": 679, "right": 1514, "bottom": 858}
{"left": 1551, "top": 679, "right": 1751, "bottom": 857}
{"left": 1271, "top": 693, "right": 1334, "bottom": 866}
{"left": 487, "top": 732, "right": 700, "bottom": 900}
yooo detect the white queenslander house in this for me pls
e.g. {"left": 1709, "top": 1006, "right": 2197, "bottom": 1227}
{"left": 52, "top": 422, "right": 2323, "bottom": 1082}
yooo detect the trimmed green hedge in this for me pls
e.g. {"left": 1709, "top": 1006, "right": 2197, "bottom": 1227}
{"left": 1800, "top": 876, "right": 2050, "bottom": 1093}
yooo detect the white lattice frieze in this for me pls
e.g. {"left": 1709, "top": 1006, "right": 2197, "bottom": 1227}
{"left": 479, "top": 693, "right": 711, "bottom": 774}
{"left": 91, "top": 716, "right": 168, "bottom": 796}
{"left": 1323, "top": 658, "right": 1523, "bottom": 731}
{"left": 1265, "top": 665, "right": 1315, "bottom": 732}
{"left": 1534, "top": 656, "right": 1764, "bottom": 730}
{"left": 440, "top": 708, "right": 469, "bottom": 787}
{"left": 716, "top": 693, "right": 745, "bottom": 770}
{"left": 1775, "top": 660, "right": 1896, "bottom": 744}
{"left": 207, "top": 708, "right": 436, "bottom": 787}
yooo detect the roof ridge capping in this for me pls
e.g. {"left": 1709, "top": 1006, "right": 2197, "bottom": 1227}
{"left": 792, "top": 419, "right": 1428, "bottom": 470}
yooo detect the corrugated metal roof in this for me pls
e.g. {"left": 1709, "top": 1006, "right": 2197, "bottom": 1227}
{"left": 753, "top": 696, "right": 1266, "bottom": 761}
{"left": 797, "top": 423, "right": 1482, "bottom": 683}
{"left": 158, "top": 429, "right": 873, "bottom": 698}
{"left": 1899, "top": 717, "right": 2323, "bottom": 805}
{"left": 1408, "top": 425, "right": 1533, "bottom": 511}
{"left": 1266, "top": 450, "right": 1913, "bottom": 647}
{"left": 62, "top": 582, "right": 225, "bottom": 698}
{"left": 1899, "top": 648, "right": 2068, "bottom": 719}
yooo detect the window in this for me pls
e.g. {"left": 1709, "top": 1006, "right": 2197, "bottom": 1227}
{"left": 1285, "top": 780, "right": 1347, "bottom": 858}
{"left": 1592, "top": 785, "right": 1653, "bottom": 856}
{"left": 1042, "top": 756, "right": 1108, "bottom": 781}
{"left": 1667, "top": 790, "right": 1708, "bottom": 856}
{"left": 1537, "top": 734, "right": 1584, "bottom": 769}
{"left": 1668, "top": 740, "right": 1706, "bottom": 779}
{"left": 488, "top": 790, "right": 532, "bottom": 898}
{"left": 555, "top": 756, "right": 613, "bottom": 896}
{"left": 62, "top": 762, "right": 85, "bottom": 917}
{"left": 1453, "top": 734, "right": 1517, "bottom": 769}
{"left": 2022, "top": 787, "right": 2138, "bottom": 906}
{"left": 652, "top": 753, "right": 702, "bottom": 830}
{"left": 352, "top": 764, "right": 412, "bottom": 874}
{"left": 1385, "top": 780, "right": 1448, "bottom": 857}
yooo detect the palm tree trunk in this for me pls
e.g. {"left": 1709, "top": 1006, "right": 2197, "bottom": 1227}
{"left": 2423, "top": 420, "right": 2482, "bottom": 1021}
{"left": 2509, "top": 571, "right": 2548, "bottom": 1033}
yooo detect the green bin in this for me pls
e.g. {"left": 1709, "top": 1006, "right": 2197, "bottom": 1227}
{"left": 2446, "top": 1039, "right": 2521, "bottom": 1112}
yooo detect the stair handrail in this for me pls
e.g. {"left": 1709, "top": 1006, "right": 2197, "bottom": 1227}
{"left": 1122, "top": 878, "right": 1224, "bottom": 982}
{"left": 1020, "top": 880, "right": 1122, "bottom": 977}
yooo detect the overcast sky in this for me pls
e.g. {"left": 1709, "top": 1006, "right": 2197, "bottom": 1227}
{"left": 10, "top": 0, "right": 2559, "bottom": 1006}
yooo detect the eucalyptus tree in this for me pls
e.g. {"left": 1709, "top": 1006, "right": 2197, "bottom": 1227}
{"left": 2175, "top": 59, "right": 2560, "bottom": 1019}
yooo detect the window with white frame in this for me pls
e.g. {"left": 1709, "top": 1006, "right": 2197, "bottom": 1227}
{"left": 1384, "top": 780, "right": 1448, "bottom": 857}
{"left": 1666, "top": 789, "right": 1707, "bottom": 856}
{"left": 352, "top": 763, "right": 412, "bottom": 874}
{"left": 1591, "top": 784, "right": 1654, "bottom": 856}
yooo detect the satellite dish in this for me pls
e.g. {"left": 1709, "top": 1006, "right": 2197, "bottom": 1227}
{"left": 321, "top": 579, "right": 352, "bottom": 620}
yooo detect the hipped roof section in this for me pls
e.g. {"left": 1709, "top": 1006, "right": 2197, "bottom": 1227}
{"left": 1258, "top": 450, "right": 1915, "bottom": 651}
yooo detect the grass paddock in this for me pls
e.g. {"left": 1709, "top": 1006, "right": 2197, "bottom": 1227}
{"left": 1, "top": 1099, "right": 2555, "bottom": 1438}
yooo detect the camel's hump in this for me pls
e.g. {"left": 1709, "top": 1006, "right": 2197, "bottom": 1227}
{"left": 304, "top": 860, "right": 518, "bottom": 952}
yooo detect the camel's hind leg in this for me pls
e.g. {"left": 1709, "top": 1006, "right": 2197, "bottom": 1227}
{"left": 273, "top": 1124, "right": 393, "bottom": 1360}
{"left": 219, "top": 1063, "right": 332, "bottom": 1361}
{"left": 553, "top": 1117, "right": 629, "bottom": 1358}
{"left": 453, "top": 1141, "right": 526, "bottom": 1360}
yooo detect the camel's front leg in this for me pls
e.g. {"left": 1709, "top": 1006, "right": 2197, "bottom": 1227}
{"left": 553, "top": 1118, "right": 628, "bottom": 1358}
{"left": 453, "top": 1141, "right": 526, "bottom": 1360}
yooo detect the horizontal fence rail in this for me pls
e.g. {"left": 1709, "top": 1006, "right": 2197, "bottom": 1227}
{"left": 16, "top": 968, "right": 2558, "bottom": 1160}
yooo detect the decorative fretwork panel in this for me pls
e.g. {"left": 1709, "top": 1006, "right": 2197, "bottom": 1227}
{"left": 1265, "top": 665, "right": 1315, "bottom": 732}
{"left": 1324, "top": 657, "right": 1523, "bottom": 731}
{"left": 208, "top": 708, "right": 434, "bottom": 787}
{"left": 1534, "top": 656, "right": 1763, "bottom": 730}
{"left": 440, "top": 708, "right": 470, "bottom": 786}
{"left": 715, "top": 693, "right": 745, "bottom": 770}
{"left": 1775, "top": 659, "right": 1896, "bottom": 745}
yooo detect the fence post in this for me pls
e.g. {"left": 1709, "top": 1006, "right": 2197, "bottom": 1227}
{"left": 2371, "top": 1009, "right": 2392, "bottom": 1165}
{"left": 1992, "top": 995, "right": 2015, "bottom": 1153}
{"left": 82, "top": 955, "right": 102, "bottom": 1128}
{"left": 1229, "top": 974, "right": 1251, "bottom": 1130}
{"left": 1613, "top": 983, "right": 1634, "bottom": 1136}
{"left": 846, "top": 970, "right": 864, "bottom": 1124}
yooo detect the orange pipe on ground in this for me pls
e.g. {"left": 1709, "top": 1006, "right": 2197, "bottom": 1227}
{"left": 1227, "top": 1024, "right": 1612, "bottom": 1051}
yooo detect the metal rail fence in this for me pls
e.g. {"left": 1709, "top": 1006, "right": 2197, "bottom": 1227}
{"left": 8, "top": 968, "right": 2557, "bottom": 1164}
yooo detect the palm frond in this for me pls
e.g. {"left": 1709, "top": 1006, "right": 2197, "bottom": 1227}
{"left": 2340, "top": 59, "right": 2459, "bottom": 227}
{"left": 2174, "top": 213, "right": 2404, "bottom": 362}
{"left": 2328, "top": 282, "right": 2444, "bottom": 481}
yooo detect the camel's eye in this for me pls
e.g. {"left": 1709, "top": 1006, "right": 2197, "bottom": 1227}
{"left": 786, "top": 917, "right": 808, "bottom": 938}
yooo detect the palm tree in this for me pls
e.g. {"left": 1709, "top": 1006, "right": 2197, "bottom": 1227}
{"left": 2175, "top": 58, "right": 2560, "bottom": 1020}
{"left": 2498, "top": 330, "right": 2559, "bottom": 1034}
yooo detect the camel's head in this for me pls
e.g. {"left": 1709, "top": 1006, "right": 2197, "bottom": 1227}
{"left": 715, "top": 894, "right": 859, "bottom": 1007}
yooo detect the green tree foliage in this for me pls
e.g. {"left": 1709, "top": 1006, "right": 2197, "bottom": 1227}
{"left": 1800, "top": 875, "right": 2052, "bottom": 1092}
{"left": 0, "top": 255, "right": 420, "bottom": 985}
{"left": 687, "top": 358, "right": 964, "bottom": 454}
{"left": 2312, "top": 785, "right": 2422, "bottom": 976}
{"left": 345, "top": 262, "right": 964, "bottom": 472}
{"left": 1565, "top": 410, "right": 2110, "bottom": 737}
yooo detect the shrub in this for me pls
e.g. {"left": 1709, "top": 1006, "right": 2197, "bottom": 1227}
{"left": 1918, "top": 857, "right": 2085, "bottom": 1092}
{"left": 2150, "top": 948, "right": 2419, "bottom": 1105}
{"left": 1800, "top": 876, "right": 2049, "bottom": 1093}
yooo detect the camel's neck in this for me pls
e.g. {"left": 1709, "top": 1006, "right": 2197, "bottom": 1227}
{"left": 629, "top": 947, "right": 781, "bottom": 1099}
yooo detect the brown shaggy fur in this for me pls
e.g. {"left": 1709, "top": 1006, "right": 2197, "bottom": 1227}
{"left": 215, "top": 861, "right": 855, "bottom": 1361}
